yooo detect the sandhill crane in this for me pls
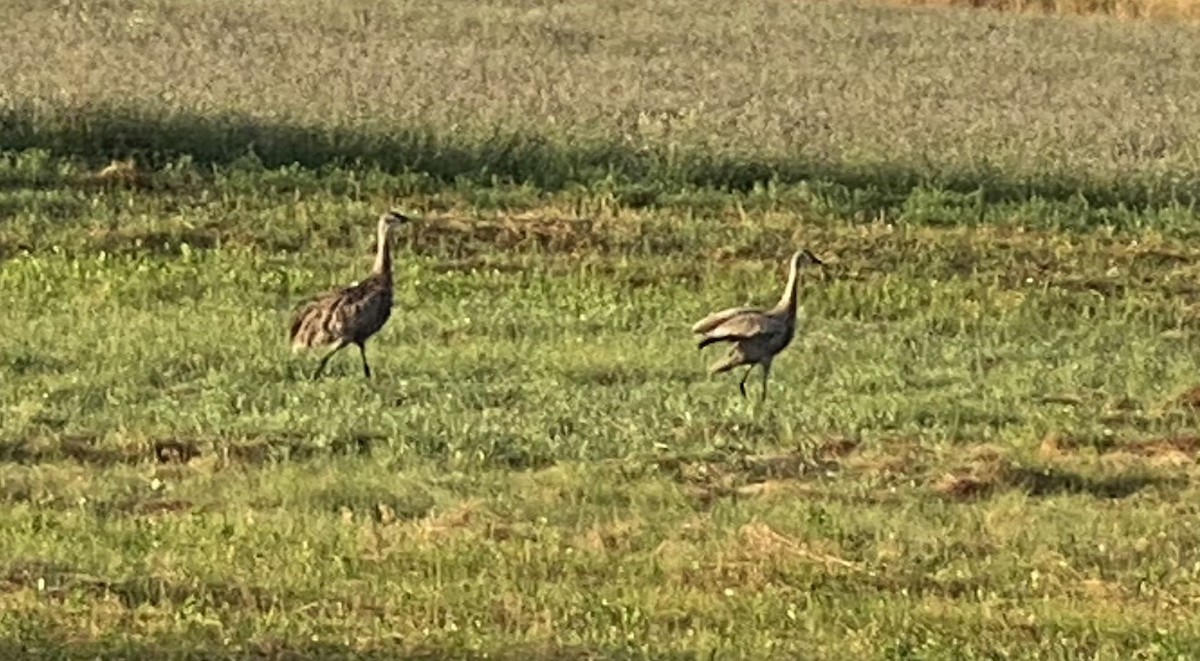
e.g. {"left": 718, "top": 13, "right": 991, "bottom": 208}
{"left": 289, "top": 210, "right": 412, "bottom": 379}
{"left": 692, "top": 249, "right": 824, "bottom": 401}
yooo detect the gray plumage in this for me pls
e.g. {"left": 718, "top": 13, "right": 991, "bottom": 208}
{"left": 289, "top": 210, "right": 411, "bottom": 379}
{"left": 692, "top": 249, "right": 824, "bottom": 400}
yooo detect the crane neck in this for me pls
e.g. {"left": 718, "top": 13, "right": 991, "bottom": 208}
{"left": 773, "top": 257, "right": 801, "bottom": 317}
{"left": 371, "top": 221, "right": 392, "bottom": 277}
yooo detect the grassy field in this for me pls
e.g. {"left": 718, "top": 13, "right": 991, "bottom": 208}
{"left": 5, "top": 0, "right": 1200, "bottom": 658}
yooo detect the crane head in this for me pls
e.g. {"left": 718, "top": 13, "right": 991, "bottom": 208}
{"left": 381, "top": 210, "right": 412, "bottom": 227}
{"left": 792, "top": 248, "right": 823, "bottom": 268}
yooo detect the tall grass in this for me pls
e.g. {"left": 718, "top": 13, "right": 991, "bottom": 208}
{"left": 3, "top": 0, "right": 1200, "bottom": 211}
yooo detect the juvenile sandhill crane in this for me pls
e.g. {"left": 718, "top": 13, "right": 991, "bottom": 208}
{"left": 289, "top": 210, "right": 412, "bottom": 379}
{"left": 692, "top": 249, "right": 824, "bottom": 401}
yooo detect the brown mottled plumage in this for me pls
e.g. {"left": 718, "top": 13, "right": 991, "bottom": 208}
{"left": 290, "top": 210, "right": 411, "bottom": 379}
{"left": 692, "top": 249, "right": 824, "bottom": 400}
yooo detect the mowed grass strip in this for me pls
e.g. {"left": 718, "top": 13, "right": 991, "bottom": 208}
{"left": 4, "top": 170, "right": 1200, "bottom": 655}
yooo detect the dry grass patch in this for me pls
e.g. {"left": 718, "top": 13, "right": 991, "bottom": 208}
{"left": 1103, "top": 436, "right": 1200, "bottom": 468}
{"left": 932, "top": 472, "right": 999, "bottom": 501}
{"left": 657, "top": 447, "right": 841, "bottom": 508}
{"left": 1037, "top": 432, "right": 1079, "bottom": 460}
{"left": 1122, "top": 435, "right": 1200, "bottom": 456}
{"left": 731, "top": 480, "right": 800, "bottom": 499}
{"left": 367, "top": 499, "right": 513, "bottom": 544}
{"left": 353, "top": 499, "right": 524, "bottom": 561}
{"left": 734, "top": 522, "right": 863, "bottom": 571}
{"left": 884, "top": 0, "right": 1200, "bottom": 22}
{"left": 1039, "top": 431, "right": 1200, "bottom": 468}
{"left": 840, "top": 439, "right": 934, "bottom": 481}
{"left": 83, "top": 158, "right": 150, "bottom": 189}
{"left": 815, "top": 435, "right": 861, "bottom": 460}
{"left": 574, "top": 517, "right": 644, "bottom": 553}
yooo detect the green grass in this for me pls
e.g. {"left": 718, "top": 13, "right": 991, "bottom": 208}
{"left": 5, "top": 156, "right": 1200, "bottom": 658}
{"left": 5, "top": 0, "right": 1200, "bottom": 658}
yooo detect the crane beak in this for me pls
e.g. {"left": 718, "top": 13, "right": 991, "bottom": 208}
{"left": 384, "top": 210, "right": 413, "bottom": 225}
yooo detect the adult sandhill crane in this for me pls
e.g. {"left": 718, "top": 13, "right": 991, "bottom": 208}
{"left": 692, "top": 249, "right": 824, "bottom": 401}
{"left": 289, "top": 210, "right": 412, "bottom": 380}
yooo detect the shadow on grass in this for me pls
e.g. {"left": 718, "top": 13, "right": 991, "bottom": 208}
{"left": 0, "top": 431, "right": 559, "bottom": 474}
{"left": 936, "top": 464, "right": 1183, "bottom": 502}
{"left": 3, "top": 102, "right": 1198, "bottom": 213}
{"left": 0, "top": 432, "right": 380, "bottom": 468}
{"left": 1007, "top": 465, "right": 1178, "bottom": 499}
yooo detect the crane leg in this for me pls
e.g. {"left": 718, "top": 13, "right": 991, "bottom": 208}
{"left": 357, "top": 341, "right": 372, "bottom": 379}
{"left": 312, "top": 340, "right": 349, "bottom": 380}
{"left": 760, "top": 361, "right": 772, "bottom": 402}
{"left": 737, "top": 365, "right": 754, "bottom": 399}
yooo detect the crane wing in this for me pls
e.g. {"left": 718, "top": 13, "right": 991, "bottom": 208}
{"left": 288, "top": 276, "right": 389, "bottom": 350}
{"left": 691, "top": 306, "right": 763, "bottom": 334}
{"left": 700, "top": 312, "right": 776, "bottom": 343}
{"left": 289, "top": 289, "right": 343, "bottom": 350}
